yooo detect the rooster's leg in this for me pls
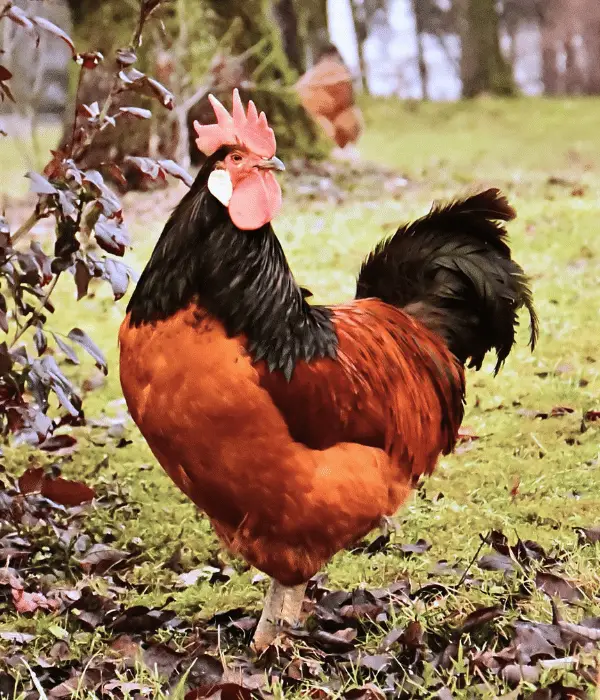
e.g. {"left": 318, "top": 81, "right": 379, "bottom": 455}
{"left": 252, "top": 578, "right": 307, "bottom": 652}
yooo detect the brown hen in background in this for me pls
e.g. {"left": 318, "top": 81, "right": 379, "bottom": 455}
{"left": 295, "top": 44, "right": 363, "bottom": 152}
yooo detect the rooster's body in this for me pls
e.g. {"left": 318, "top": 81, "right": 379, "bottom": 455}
{"left": 119, "top": 91, "right": 536, "bottom": 650}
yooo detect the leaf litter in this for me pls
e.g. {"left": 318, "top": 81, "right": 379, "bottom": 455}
{"left": 1, "top": 467, "right": 600, "bottom": 699}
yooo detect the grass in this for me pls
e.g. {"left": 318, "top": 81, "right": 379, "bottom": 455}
{"left": 1, "top": 96, "right": 600, "bottom": 697}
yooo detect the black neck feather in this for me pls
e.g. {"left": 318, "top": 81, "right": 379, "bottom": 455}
{"left": 126, "top": 147, "right": 337, "bottom": 379}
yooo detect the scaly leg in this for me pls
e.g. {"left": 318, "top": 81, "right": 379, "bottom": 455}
{"left": 252, "top": 578, "right": 307, "bottom": 652}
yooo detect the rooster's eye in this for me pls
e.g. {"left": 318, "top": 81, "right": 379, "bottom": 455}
{"left": 231, "top": 154, "right": 243, "bottom": 163}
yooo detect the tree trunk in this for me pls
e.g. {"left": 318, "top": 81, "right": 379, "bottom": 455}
{"left": 274, "top": 0, "right": 304, "bottom": 72}
{"left": 298, "top": 0, "right": 329, "bottom": 68}
{"left": 203, "top": 0, "right": 327, "bottom": 159}
{"left": 583, "top": 25, "right": 600, "bottom": 93}
{"left": 564, "top": 36, "right": 585, "bottom": 95}
{"left": 410, "top": 0, "right": 429, "bottom": 99}
{"left": 460, "top": 0, "right": 516, "bottom": 97}
{"left": 349, "top": 0, "right": 369, "bottom": 93}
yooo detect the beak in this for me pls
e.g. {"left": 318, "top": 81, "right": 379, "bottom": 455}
{"left": 258, "top": 155, "right": 285, "bottom": 172}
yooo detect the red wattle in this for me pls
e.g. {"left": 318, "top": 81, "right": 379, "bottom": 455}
{"left": 228, "top": 170, "right": 282, "bottom": 231}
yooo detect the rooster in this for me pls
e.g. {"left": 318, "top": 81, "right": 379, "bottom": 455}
{"left": 119, "top": 89, "right": 537, "bottom": 651}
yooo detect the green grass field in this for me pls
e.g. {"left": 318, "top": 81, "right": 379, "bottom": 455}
{"left": 1, "top": 97, "right": 600, "bottom": 698}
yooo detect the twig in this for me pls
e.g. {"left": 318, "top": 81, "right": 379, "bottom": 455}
{"left": 23, "top": 660, "right": 48, "bottom": 700}
{"left": 0, "top": 2, "right": 13, "bottom": 20}
{"left": 457, "top": 531, "right": 490, "bottom": 589}
{"left": 11, "top": 207, "right": 44, "bottom": 245}
{"left": 67, "top": 64, "right": 86, "bottom": 159}
{"left": 11, "top": 272, "right": 61, "bottom": 348}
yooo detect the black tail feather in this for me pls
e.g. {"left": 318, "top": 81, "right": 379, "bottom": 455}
{"left": 356, "top": 188, "right": 538, "bottom": 372}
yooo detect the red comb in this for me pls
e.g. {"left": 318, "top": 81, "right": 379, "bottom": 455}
{"left": 193, "top": 88, "right": 276, "bottom": 158}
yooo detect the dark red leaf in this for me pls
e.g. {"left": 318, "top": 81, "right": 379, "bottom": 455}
{"left": 94, "top": 216, "right": 129, "bottom": 256}
{"left": 584, "top": 410, "right": 600, "bottom": 422}
{"left": 0, "top": 294, "right": 7, "bottom": 334}
{"left": 51, "top": 332, "right": 80, "bottom": 364}
{"left": 0, "top": 81, "right": 15, "bottom": 103}
{"left": 102, "top": 163, "right": 128, "bottom": 187}
{"left": 34, "top": 326, "right": 47, "bottom": 356}
{"left": 119, "top": 106, "right": 152, "bottom": 119}
{"left": 73, "top": 260, "right": 92, "bottom": 300}
{"left": 0, "top": 341, "right": 12, "bottom": 374}
{"left": 68, "top": 327, "right": 107, "bottom": 374}
{"left": 31, "top": 16, "right": 75, "bottom": 55}
{"left": 103, "top": 259, "right": 130, "bottom": 300}
{"left": 146, "top": 77, "right": 174, "bottom": 109}
{"left": 116, "top": 48, "right": 137, "bottom": 66}
{"left": 41, "top": 476, "right": 95, "bottom": 506}
{"left": 18, "top": 466, "right": 44, "bottom": 494}
{"left": 0, "top": 65, "right": 12, "bottom": 81}
{"left": 26, "top": 171, "right": 57, "bottom": 194}
{"left": 125, "top": 156, "right": 162, "bottom": 180}
{"left": 6, "top": 6, "right": 33, "bottom": 30}
{"left": 158, "top": 159, "right": 193, "bottom": 186}
{"left": 77, "top": 51, "right": 104, "bottom": 69}
{"left": 39, "top": 434, "right": 77, "bottom": 453}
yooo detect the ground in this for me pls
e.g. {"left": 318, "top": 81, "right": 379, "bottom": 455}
{"left": 1, "top": 97, "right": 600, "bottom": 698}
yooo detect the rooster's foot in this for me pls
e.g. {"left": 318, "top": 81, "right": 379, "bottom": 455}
{"left": 252, "top": 578, "right": 307, "bottom": 653}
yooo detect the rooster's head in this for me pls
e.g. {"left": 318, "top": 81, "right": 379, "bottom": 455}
{"left": 193, "top": 88, "right": 285, "bottom": 231}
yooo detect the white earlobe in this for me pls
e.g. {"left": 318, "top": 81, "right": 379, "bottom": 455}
{"left": 207, "top": 169, "right": 233, "bottom": 207}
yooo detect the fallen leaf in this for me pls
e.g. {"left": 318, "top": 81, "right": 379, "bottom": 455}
{"left": 478, "top": 553, "right": 516, "bottom": 572}
{"left": 576, "top": 526, "right": 600, "bottom": 545}
{"left": 12, "top": 588, "right": 59, "bottom": 614}
{"left": 358, "top": 653, "right": 393, "bottom": 672}
{"left": 343, "top": 685, "right": 386, "bottom": 700}
{"left": 459, "top": 605, "right": 504, "bottom": 633}
{"left": 535, "top": 572, "right": 583, "bottom": 603}
{"left": 41, "top": 476, "right": 95, "bottom": 506}
{"left": 398, "top": 538, "right": 431, "bottom": 555}
{"left": 0, "top": 631, "right": 35, "bottom": 644}
{"left": 143, "top": 643, "right": 184, "bottom": 679}
{"left": 76, "top": 543, "right": 127, "bottom": 574}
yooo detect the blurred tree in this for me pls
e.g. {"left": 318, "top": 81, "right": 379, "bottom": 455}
{"left": 274, "top": 0, "right": 304, "bottom": 72}
{"left": 349, "top": 0, "right": 369, "bottom": 92}
{"left": 460, "top": 0, "right": 515, "bottom": 97}
{"left": 294, "top": 0, "right": 329, "bottom": 68}
{"left": 348, "top": 0, "right": 388, "bottom": 93}
{"left": 409, "top": 0, "right": 430, "bottom": 99}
